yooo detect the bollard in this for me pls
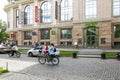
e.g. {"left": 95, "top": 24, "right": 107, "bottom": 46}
{"left": 6, "top": 62, "right": 8, "bottom": 71}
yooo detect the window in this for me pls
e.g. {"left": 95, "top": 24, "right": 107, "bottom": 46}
{"left": 16, "top": 9, "right": 19, "bottom": 27}
{"left": 40, "top": 2, "right": 51, "bottom": 23}
{"left": 113, "top": 0, "right": 120, "bottom": 16}
{"left": 24, "top": 31, "right": 32, "bottom": 40}
{"left": 24, "top": 5, "right": 33, "bottom": 25}
{"left": 41, "top": 29, "right": 50, "bottom": 39}
{"left": 85, "top": 0, "right": 97, "bottom": 19}
{"left": 60, "top": 0, "right": 72, "bottom": 21}
{"left": 101, "top": 38, "right": 106, "bottom": 44}
{"left": 114, "top": 25, "right": 120, "bottom": 38}
{"left": 61, "top": 29, "right": 72, "bottom": 39}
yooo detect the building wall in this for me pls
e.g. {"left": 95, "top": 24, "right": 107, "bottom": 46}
{"left": 4, "top": 0, "right": 120, "bottom": 49}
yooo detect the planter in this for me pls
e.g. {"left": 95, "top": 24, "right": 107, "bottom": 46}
{"left": 101, "top": 53, "right": 106, "bottom": 59}
{"left": 72, "top": 53, "right": 77, "bottom": 58}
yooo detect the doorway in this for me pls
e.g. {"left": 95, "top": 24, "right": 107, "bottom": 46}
{"left": 84, "top": 27, "right": 98, "bottom": 48}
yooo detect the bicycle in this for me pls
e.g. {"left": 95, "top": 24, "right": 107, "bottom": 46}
{"left": 8, "top": 50, "right": 21, "bottom": 58}
{"left": 38, "top": 52, "right": 59, "bottom": 65}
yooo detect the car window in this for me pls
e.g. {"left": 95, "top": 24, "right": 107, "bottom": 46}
{"left": 34, "top": 46, "right": 42, "bottom": 50}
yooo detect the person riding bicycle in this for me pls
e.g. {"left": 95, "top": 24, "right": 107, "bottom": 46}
{"left": 44, "top": 44, "right": 49, "bottom": 53}
{"left": 11, "top": 44, "right": 18, "bottom": 56}
{"left": 48, "top": 43, "right": 55, "bottom": 61}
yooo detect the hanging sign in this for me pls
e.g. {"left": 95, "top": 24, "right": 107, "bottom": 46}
{"left": 35, "top": 6, "right": 38, "bottom": 22}
{"left": 51, "top": 30, "right": 56, "bottom": 35}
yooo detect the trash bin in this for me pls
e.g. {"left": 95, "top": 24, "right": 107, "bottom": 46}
{"left": 101, "top": 53, "right": 106, "bottom": 59}
{"left": 72, "top": 53, "right": 77, "bottom": 58}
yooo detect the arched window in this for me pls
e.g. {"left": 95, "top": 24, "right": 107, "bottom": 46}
{"left": 40, "top": 2, "right": 51, "bottom": 23}
{"left": 24, "top": 5, "right": 33, "bottom": 25}
{"left": 60, "top": 0, "right": 72, "bottom": 21}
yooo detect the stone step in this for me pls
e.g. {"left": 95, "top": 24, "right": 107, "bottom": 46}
{"left": 79, "top": 52, "right": 102, "bottom": 55}
{"left": 79, "top": 49, "right": 103, "bottom": 55}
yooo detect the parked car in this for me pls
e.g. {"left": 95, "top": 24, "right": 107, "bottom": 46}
{"left": 27, "top": 46, "right": 60, "bottom": 57}
{"left": 27, "top": 46, "right": 43, "bottom": 57}
{"left": 0, "top": 45, "right": 11, "bottom": 54}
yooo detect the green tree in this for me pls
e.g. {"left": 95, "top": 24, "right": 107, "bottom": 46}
{"left": 0, "top": 20, "right": 9, "bottom": 43}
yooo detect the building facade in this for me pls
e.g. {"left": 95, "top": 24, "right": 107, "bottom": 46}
{"left": 4, "top": 0, "right": 120, "bottom": 49}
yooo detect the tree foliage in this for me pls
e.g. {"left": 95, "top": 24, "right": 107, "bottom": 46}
{"left": 0, "top": 20, "right": 9, "bottom": 43}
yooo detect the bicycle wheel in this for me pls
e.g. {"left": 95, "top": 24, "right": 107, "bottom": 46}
{"left": 8, "top": 51, "right": 13, "bottom": 57}
{"left": 38, "top": 56, "right": 46, "bottom": 64}
{"left": 16, "top": 51, "right": 21, "bottom": 58}
{"left": 51, "top": 57, "right": 59, "bottom": 65}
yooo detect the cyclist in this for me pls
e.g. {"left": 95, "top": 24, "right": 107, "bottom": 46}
{"left": 48, "top": 43, "right": 55, "bottom": 61}
{"left": 11, "top": 44, "right": 18, "bottom": 56}
{"left": 44, "top": 44, "right": 49, "bottom": 53}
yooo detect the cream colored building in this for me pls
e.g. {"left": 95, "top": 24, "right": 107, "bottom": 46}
{"left": 4, "top": 0, "right": 120, "bottom": 49}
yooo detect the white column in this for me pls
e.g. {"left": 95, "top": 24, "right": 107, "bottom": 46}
{"left": 10, "top": 8, "right": 14, "bottom": 30}
{"left": 51, "top": 0, "right": 57, "bottom": 26}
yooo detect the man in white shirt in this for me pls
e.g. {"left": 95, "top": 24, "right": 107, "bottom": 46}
{"left": 11, "top": 44, "right": 18, "bottom": 56}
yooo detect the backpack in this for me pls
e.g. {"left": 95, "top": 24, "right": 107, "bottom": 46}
{"left": 54, "top": 47, "right": 56, "bottom": 52}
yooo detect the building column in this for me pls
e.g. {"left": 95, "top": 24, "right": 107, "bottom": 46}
{"left": 98, "top": 22, "right": 112, "bottom": 49}
{"left": 17, "top": 31, "right": 23, "bottom": 46}
{"left": 50, "top": 27, "right": 59, "bottom": 46}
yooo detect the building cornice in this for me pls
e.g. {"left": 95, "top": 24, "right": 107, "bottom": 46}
{"left": 4, "top": 0, "right": 34, "bottom": 12}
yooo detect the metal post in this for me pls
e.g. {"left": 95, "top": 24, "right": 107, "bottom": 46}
{"left": 6, "top": 62, "right": 8, "bottom": 71}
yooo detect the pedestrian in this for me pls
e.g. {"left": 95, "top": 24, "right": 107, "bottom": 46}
{"left": 34, "top": 41, "right": 39, "bottom": 48}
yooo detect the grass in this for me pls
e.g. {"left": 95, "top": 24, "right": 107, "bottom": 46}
{"left": 60, "top": 50, "right": 79, "bottom": 57}
{"left": 18, "top": 48, "right": 29, "bottom": 53}
{"left": 103, "top": 52, "right": 117, "bottom": 58}
{"left": 0, "top": 67, "right": 8, "bottom": 74}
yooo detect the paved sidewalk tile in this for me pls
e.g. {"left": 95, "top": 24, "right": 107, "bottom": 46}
{"left": 0, "top": 58, "right": 37, "bottom": 72}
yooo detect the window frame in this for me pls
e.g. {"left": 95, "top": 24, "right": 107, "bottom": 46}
{"left": 113, "top": 0, "right": 120, "bottom": 16}
{"left": 60, "top": 0, "right": 73, "bottom": 21}
{"left": 24, "top": 5, "right": 33, "bottom": 25}
{"left": 60, "top": 29, "right": 72, "bottom": 39}
{"left": 40, "top": 1, "right": 51, "bottom": 23}
{"left": 24, "top": 31, "right": 32, "bottom": 40}
{"left": 85, "top": 0, "right": 97, "bottom": 19}
{"left": 40, "top": 29, "right": 50, "bottom": 40}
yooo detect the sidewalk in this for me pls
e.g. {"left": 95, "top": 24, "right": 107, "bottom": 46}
{"left": 0, "top": 58, "right": 37, "bottom": 72}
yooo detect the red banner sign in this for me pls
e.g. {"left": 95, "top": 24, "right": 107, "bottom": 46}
{"left": 35, "top": 6, "right": 38, "bottom": 22}
{"left": 11, "top": 34, "right": 15, "bottom": 38}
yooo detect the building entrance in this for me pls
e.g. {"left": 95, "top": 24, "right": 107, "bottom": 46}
{"left": 84, "top": 27, "right": 98, "bottom": 48}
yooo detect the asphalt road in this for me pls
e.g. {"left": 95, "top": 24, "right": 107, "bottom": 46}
{"left": 0, "top": 53, "right": 120, "bottom": 80}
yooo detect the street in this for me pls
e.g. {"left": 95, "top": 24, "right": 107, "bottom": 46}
{"left": 0, "top": 53, "right": 120, "bottom": 80}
